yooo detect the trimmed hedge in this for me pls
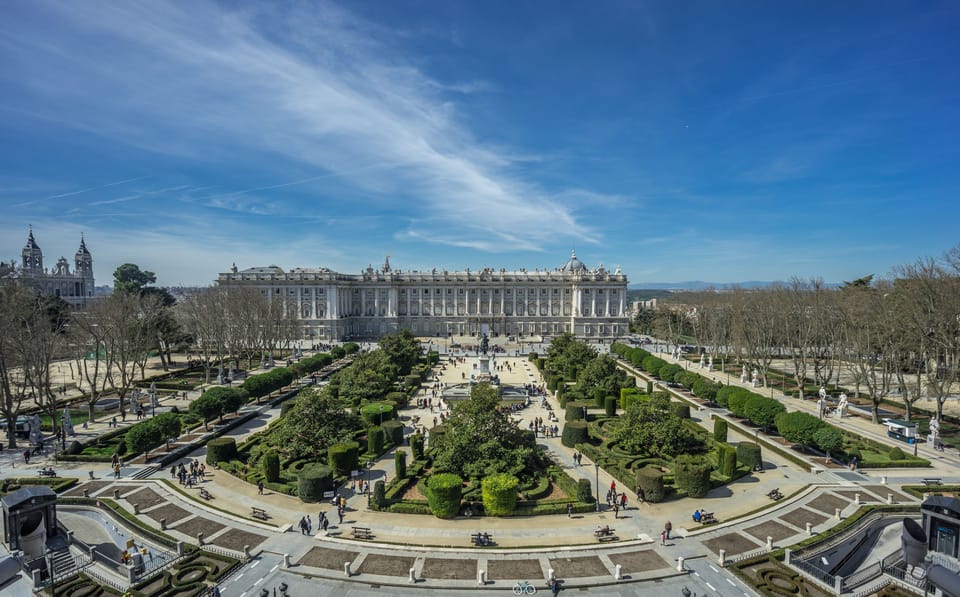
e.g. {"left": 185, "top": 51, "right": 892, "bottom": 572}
{"left": 561, "top": 421, "right": 589, "bottom": 448}
{"left": 744, "top": 395, "right": 785, "bottom": 430}
{"left": 372, "top": 480, "right": 386, "bottom": 508}
{"left": 482, "top": 473, "right": 519, "bottom": 516}
{"left": 427, "top": 473, "right": 462, "bottom": 519}
{"left": 242, "top": 366, "right": 296, "bottom": 399}
{"left": 382, "top": 419, "right": 404, "bottom": 446}
{"left": 565, "top": 401, "right": 587, "bottom": 421}
{"left": 714, "top": 418, "right": 728, "bottom": 443}
{"left": 395, "top": 450, "right": 407, "bottom": 479}
{"left": 298, "top": 464, "right": 334, "bottom": 502}
{"left": 367, "top": 426, "right": 386, "bottom": 456}
{"left": 717, "top": 444, "right": 737, "bottom": 477}
{"left": 206, "top": 437, "right": 237, "bottom": 465}
{"left": 263, "top": 451, "right": 280, "bottom": 483}
{"left": 604, "top": 396, "right": 618, "bottom": 417}
{"left": 670, "top": 402, "right": 691, "bottom": 420}
{"left": 360, "top": 402, "right": 395, "bottom": 426}
{"left": 674, "top": 454, "right": 712, "bottom": 498}
{"left": 410, "top": 434, "right": 424, "bottom": 460}
{"left": 576, "top": 478, "right": 594, "bottom": 503}
{"left": 328, "top": 442, "right": 359, "bottom": 477}
{"left": 736, "top": 442, "right": 762, "bottom": 470}
{"left": 636, "top": 466, "right": 666, "bottom": 503}
{"left": 126, "top": 412, "right": 182, "bottom": 455}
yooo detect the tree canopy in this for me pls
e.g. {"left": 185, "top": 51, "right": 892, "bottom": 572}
{"left": 278, "top": 386, "right": 361, "bottom": 460}
{"left": 612, "top": 393, "right": 704, "bottom": 458}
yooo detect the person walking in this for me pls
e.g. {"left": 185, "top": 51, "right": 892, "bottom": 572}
{"left": 337, "top": 506, "right": 344, "bottom": 524}
{"left": 660, "top": 529, "right": 666, "bottom": 546}
{"left": 257, "top": 481, "right": 264, "bottom": 495}
{"left": 613, "top": 503, "right": 619, "bottom": 519}
{"left": 566, "top": 503, "right": 573, "bottom": 518}
{"left": 665, "top": 520, "right": 672, "bottom": 540}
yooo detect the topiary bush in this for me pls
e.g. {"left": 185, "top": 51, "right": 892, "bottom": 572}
{"left": 576, "top": 478, "right": 594, "bottom": 503}
{"left": 714, "top": 418, "right": 728, "bottom": 443}
{"left": 367, "top": 426, "right": 386, "bottom": 456}
{"left": 744, "top": 395, "right": 786, "bottom": 431}
{"left": 482, "top": 473, "right": 519, "bottom": 516}
{"left": 382, "top": 419, "right": 404, "bottom": 446}
{"left": 674, "top": 454, "right": 712, "bottom": 498}
{"left": 327, "top": 442, "right": 359, "bottom": 477}
{"left": 395, "top": 450, "right": 407, "bottom": 479}
{"left": 604, "top": 396, "right": 618, "bottom": 417}
{"left": 636, "top": 466, "right": 666, "bottom": 503}
{"left": 410, "top": 433, "right": 424, "bottom": 460}
{"left": 670, "top": 402, "right": 691, "bottom": 419}
{"left": 717, "top": 444, "right": 737, "bottom": 476}
{"left": 888, "top": 446, "right": 907, "bottom": 460}
{"left": 736, "top": 443, "right": 762, "bottom": 470}
{"left": 372, "top": 480, "right": 386, "bottom": 509}
{"left": 565, "top": 401, "right": 587, "bottom": 421}
{"left": 263, "top": 450, "right": 280, "bottom": 482}
{"left": 360, "top": 402, "right": 395, "bottom": 426}
{"left": 426, "top": 473, "right": 462, "bottom": 519}
{"left": 298, "top": 464, "right": 334, "bottom": 502}
{"left": 205, "top": 437, "right": 237, "bottom": 465}
{"left": 67, "top": 440, "right": 82, "bottom": 455}
{"left": 775, "top": 411, "right": 823, "bottom": 450}
{"left": 727, "top": 390, "right": 751, "bottom": 418}
{"left": 561, "top": 421, "right": 589, "bottom": 448}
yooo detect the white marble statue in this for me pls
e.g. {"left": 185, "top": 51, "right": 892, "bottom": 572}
{"left": 818, "top": 386, "right": 827, "bottom": 401}
{"left": 751, "top": 368, "right": 759, "bottom": 388}
{"left": 740, "top": 365, "right": 747, "bottom": 383}
{"left": 699, "top": 353, "right": 706, "bottom": 369}
{"left": 817, "top": 397, "right": 826, "bottom": 419}
{"left": 928, "top": 417, "right": 941, "bottom": 447}
{"left": 836, "top": 393, "right": 848, "bottom": 418}
{"left": 708, "top": 356, "right": 713, "bottom": 371}
{"left": 62, "top": 407, "right": 75, "bottom": 437}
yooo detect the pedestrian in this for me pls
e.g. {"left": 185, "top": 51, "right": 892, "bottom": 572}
{"left": 613, "top": 503, "right": 619, "bottom": 519}
{"left": 337, "top": 507, "right": 344, "bottom": 524}
{"left": 637, "top": 487, "right": 645, "bottom": 505}
{"left": 620, "top": 493, "right": 627, "bottom": 510}
{"left": 23, "top": 450, "right": 30, "bottom": 464}
{"left": 548, "top": 577, "right": 561, "bottom": 596}
{"left": 114, "top": 463, "right": 121, "bottom": 479}
{"left": 322, "top": 516, "right": 329, "bottom": 532}
{"left": 610, "top": 480, "right": 616, "bottom": 493}
{"left": 567, "top": 503, "right": 573, "bottom": 518}
{"left": 307, "top": 515, "right": 312, "bottom": 534}
{"left": 660, "top": 529, "right": 666, "bottom": 546}
{"left": 665, "top": 520, "right": 672, "bottom": 540}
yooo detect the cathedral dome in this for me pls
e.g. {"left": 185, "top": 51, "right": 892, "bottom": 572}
{"left": 559, "top": 250, "right": 588, "bottom": 272}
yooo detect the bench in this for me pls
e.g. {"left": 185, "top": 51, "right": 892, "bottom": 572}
{"left": 471, "top": 533, "right": 494, "bottom": 546}
{"left": 37, "top": 469, "right": 57, "bottom": 478}
{"left": 701, "top": 512, "right": 717, "bottom": 524}
{"left": 922, "top": 478, "right": 943, "bottom": 487}
{"left": 352, "top": 526, "right": 373, "bottom": 540}
{"left": 251, "top": 507, "right": 269, "bottom": 520}
{"left": 767, "top": 489, "right": 783, "bottom": 500}
{"left": 596, "top": 533, "right": 618, "bottom": 543}
{"left": 199, "top": 487, "right": 213, "bottom": 500}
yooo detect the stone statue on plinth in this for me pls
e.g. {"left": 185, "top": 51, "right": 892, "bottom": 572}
{"left": 751, "top": 368, "right": 759, "bottom": 388}
{"left": 836, "top": 393, "right": 848, "bottom": 418}
{"left": 480, "top": 334, "right": 489, "bottom": 355}
{"left": 699, "top": 353, "right": 705, "bottom": 369}
{"left": 708, "top": 356, "right": 713, "bottom": 371}
{"left": 928, "top": 417, "right": 941, "bottom": 448}
{"left": 740, "top": 365, "right": 747, "bottom": 383}
{"left": 62, "top": 407, "right": 74, "bottom": 437}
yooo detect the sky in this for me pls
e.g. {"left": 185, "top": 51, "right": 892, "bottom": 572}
{"left": 1, "top": 1, "right": 958, "bottom": 288}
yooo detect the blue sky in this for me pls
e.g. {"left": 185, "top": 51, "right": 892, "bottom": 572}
{"left": 1, "top": 1, "right": 958, "bottom": 287}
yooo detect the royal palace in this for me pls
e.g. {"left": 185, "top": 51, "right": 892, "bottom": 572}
{"left": 216, "top": 251, "right": 628, "bottom": 340}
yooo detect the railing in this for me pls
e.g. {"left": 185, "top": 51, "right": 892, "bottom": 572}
{"left": 926, "top": 551, "right": 960, "bottom": 573}
{"left": 852, "top": 576, "right": 891, "bottom": 597}
{"left": 841, "top": 561, "right": 882, "bottom": 590}
{"left": 884, "top": 561, "right": 935, "bottom": 594}
{"left": 135, "top": 551, "right": 188, "bottom": 584}
{"left": 792, "top": 510, "right": 913, "bottom": 559}
{"left": 727, "top": 546, "right": 771, "bottom": 564}
{"left": 791, "top": 557, "right": 836, "bottom": 588}
{"left": 200, "top": 543, "right": 246, "bottom": 561}
{"left": 84, "top": 566, "right": 127, "bottom": 591}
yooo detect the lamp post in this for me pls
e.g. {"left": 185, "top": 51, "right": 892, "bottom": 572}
{"left": 366, "top": 460, "right": 374, "bottom": 505}
{"left": 379, "top": 404, "right": 384, "bottom": 427}
{"left": 46, "top": 547, "right": 56, "bottom": 595}
{"left": 594, "top": 462, "right": 601, "bottom": 512}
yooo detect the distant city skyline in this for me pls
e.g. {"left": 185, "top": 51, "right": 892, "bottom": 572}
{"left": 1, "top": 1, "right": 958, "bottom": 287}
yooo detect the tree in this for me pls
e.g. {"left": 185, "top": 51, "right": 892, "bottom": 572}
{"left": 278, "top": 386, "right": 361, "bottom": 460}
{"left": 430, "top": 383, "right": 541, "bottom": 478}
{"left": 743, "top": 395, "right": 785, "bottom": 432}
{"left": 775, "top": 411, "right": 823, "bottom": 451}
{"left": 377, "top": 329, "right": 420, "bottom": 376}
{"left": 576, "top": 355, "right": 634, "bottom": 399}
{"left": 812, "top": 426, "right": 842, "bottom": 464}
{"left": 189, "top": 392, "right": 222, "bottom": 430}
{"left": 612, "top": 394, "right": 704, "bottom": 458}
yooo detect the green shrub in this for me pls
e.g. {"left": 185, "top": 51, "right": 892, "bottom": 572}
{"left": 889, "top": 446, "right": 907, "bottom": 460}
{"left": 670, "top": 402, "right": 691, "bottom": 419}
{"left": 115, "top": 440, "right": 127, "bottom": 457}
{"left": 263, "top": 451, "right": 280, "bottom": 483}
{"left": 775, "top": 411, "right": 824, "bottom": 449}
{"left": 298, "top": 464, "right": 334, "bottom": 502}
{"left": 736, "top": 443, "right": 762, "bottom": 470}
{"left": 576, "top": 478, "right": 594, "bottom": 503}
{"left": 206, "top": 438, "right": 237, "bottom": 465}
{"left": 481, "top": 473, "right": 519, "bottom": 516}
{"left": 635, "top": 466, "right": 666, "bottom": 503}
{"left": 604, "top": 396, "right": 618, "bottom": 417}
{"left": 342, "top": 342, "right": 360, "bottom": 355}
{"left": 330, "top": 346, "right": 346, "bottom": 359}
{"left": 659, "top": 364, "right": 683, "bottom": 383}
{"left": 372, "top": 480, "right": 386, "bottom": 509}
{"left": 692, "top": 378, "right": 719, "bottom": 402}
{"left": 714, "top": 418, "right": 728, "bottom": 443}
{"left": 367, "top": 426, "right": 386, "bottom": 456}
{"left": 561, "top": 421, "right": 589, "bottom": 448}
{"left": 280, "top": 400, "right": 295, "bottom": 416}
{"left": 565, "top": 401, "right": 587, "bottom": 421}
{"left": 674, "top": 454, "right": 712, "bottom": 498}
{"left": 327, "top": 442, "right": 359, "bottom": 477}
{"left": 813, "top": 427, "right": 843, "bottom": 460}
{"left": 743, "top": 395, "right": 786, "bottom": 431}
{"left": 67, "top": 441, "right": 82, "bottom": 455}
{"left": 716, "top": 386, "right": 741, "bottom": 409}
{"left": 646, "top": 380, "right": 654, "bottom": 394}
{"left": 360, "top": 402, "right": 395, "bottom": 426}
{"left": 410, "top": 434, "right": 424, "bottom": 460}
{"left": 426, "top": 473, "right": 462, "bottom": 519}
{"left": 242, "top": 367, "right": 295, "bottom": 399}
{"left": 717, "top": 444, "right": 737, "bottom": 476}
{"left": 382, "top": 420, "right": 404, "bottom": 446}
{"left": 727, "top": 390, "right": 751, "bottom": 418}
{"left": 680, "top": 372, "right": 700, "bottom": 389}
{"left": 395, "top": 450, "right": 407, "bottom": 479}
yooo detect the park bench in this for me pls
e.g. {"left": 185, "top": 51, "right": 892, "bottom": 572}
{"left": 594, "top": 527, "right": 617, "bottom": 542}
{"left": 37, "top": 468, "right": 57, "bottom": 478}
{"left": 701, "top": 512, "right": 717, "bottom": 524}
{"left": 767, "top": 488, "right": 784, "bottom": 500}
{"left": 922, "top": 478, "right": 943, "bottom": 487}
{"left": 351, "top": 527, "right": 373, "bottom": 540}
{"left": 251, "top": 507, "right": 269, "bottom": 520}
{"left": 199, "top": 487, "right": 213, "bottom": 500}
{"left": 470, "top": 532, "right": 494, "bottom": 546}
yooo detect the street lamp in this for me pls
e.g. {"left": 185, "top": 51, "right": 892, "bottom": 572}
{"left": 379, "top": 404, "right": 384, "bottom": 427}
{"left": 594, "top": 462, "right": 601, "bottom": 512}
{"left": 365, "top": 460, "right": 374, "bottom": 505}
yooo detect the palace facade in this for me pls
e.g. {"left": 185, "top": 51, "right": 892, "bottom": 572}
{"left": 0, "top": 228, "right": 95, "bottom": 307}
{"left": 216, "top": 251, "right": 629, "bottom": 340}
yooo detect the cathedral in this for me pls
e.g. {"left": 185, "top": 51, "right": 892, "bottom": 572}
{"left": 0, "top": 227, "right": 95, "bottom": 307}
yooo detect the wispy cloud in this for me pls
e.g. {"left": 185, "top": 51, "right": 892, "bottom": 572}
{"left": 0, "top": 1, "right": 598, "bottom": 251}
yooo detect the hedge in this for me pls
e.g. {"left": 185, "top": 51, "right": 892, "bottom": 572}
{"left": 744, "top": 395, "right": 785, "bottom": 430}
{"left": 561, "top": 421, "right": 589, "bottom": 448}
{"left": 328, "top": 442, "right": 359, "bottom": 477}
{"left": 636, "top": 466, "right": 666, "bottom": 503}
{"left": 714, "top": 418, "right": 728, "bottom": 443}
{"left": 410, "top": 434, "right": 424, "bottom": 460}
{"left": 126, "top": 412, "right": 182, "bottom": 456}
{"left": 565, "top": 402, "right": 587, "bottom": 421}
{"left": 604, "top": 396, "right": 618, "bottom": 417}
{"left": 775, "top": 411, "right": 823, "bottom": 448}
{"left": 576, "top": 478, "right": 594, "bottom": 503}
{"left": 298, "top": 352, "right": 334, "bottom": 374}
{"left": 670, "top": 402, "right": 691, "bottom": 420}
{"left": 298, "top": 464, "right": 334, "bottom": 502}
{"left": 263, "top": 451, "right": 280, "bottom": 483}
{"left": 727, "top": 390, "right": 751, "bottom": 418}
{"left": 717, "top": 444, "right": 737, "bottom": 477}
{"left": 674, "top": 454, "right": 712, "bottom": 498}
{"left": 482, "top": 473, "right": 519, "bottom": 516}
{"left": 427, "top": 473, "right": 462, "bottom": 519}
{"left": 206, "top": 438, "right": 237, "bottom": 465}
{"left": 242, "top": 366, "right": 296, "bottom": 399}
{"left": 382, "top": 420, "right": 404, "bottom": 446}
{"left": 360, "top": 402, "right": 395, "bottom": 426}
{"left": 372, "top": 480, "right": 386, "bottom": 509}
{"left": 395, "top": 450, "right": 407, "bottom": 479}
{"left": 367, "top": 426, "right": 386, "bottom": 456}
{"left": 736, "top": 442, "right": 762, "bottom": 470}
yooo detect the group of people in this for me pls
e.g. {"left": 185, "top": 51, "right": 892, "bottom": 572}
{"left": 528, "top": 417, "right": 558, "bottom": 438}
{"left": 171, "top": 459, "right": 206, "bottom": 487}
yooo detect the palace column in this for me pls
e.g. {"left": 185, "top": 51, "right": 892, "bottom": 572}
{"left": 591, "top": 289, "right": 596, "bottom": 318}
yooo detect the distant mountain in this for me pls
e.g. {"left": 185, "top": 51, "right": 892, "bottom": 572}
{"left": 629, "top": 281, "right": 841, "bottom": 291}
